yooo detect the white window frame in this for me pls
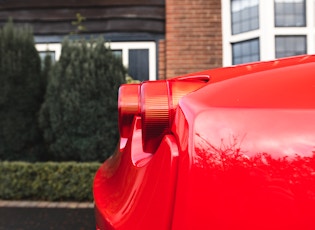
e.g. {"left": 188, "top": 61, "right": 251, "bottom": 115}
{"left": 35, "top": 43, "right": 62, "bottom": 61}
{"left": 108, "top": 42, "right": 156, "bottom": 81}
{"left": 222, "top": 0, "right": 315, "bottom": 66}
{"left": 36, "top": 41, "right": 157, "bottom": 80}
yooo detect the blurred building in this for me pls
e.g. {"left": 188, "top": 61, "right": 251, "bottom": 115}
{"left": 0, "top": 0, "right": 314, "bottom": 80}
{"left": 222, "top": 0, "right": 315, "bottom": 66}
{"left": 0, "top": 0, "right": 164, "bottom": 81}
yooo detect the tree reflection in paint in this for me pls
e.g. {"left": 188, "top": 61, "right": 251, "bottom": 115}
{"left": 194, "top": 133, "right": 315, "bottom": 229}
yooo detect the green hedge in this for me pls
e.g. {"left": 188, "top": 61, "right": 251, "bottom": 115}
{"left": 0, "top": 161, "right": 101, "bottom": 201}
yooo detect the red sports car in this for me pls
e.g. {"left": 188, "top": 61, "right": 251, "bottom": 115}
{"left": 93, "top": 55, "right": 315, "bottom": 230}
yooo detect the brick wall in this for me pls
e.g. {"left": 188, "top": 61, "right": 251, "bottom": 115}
{"left": 161, "top": 0, "right": 222, "bottom": 79}
{"left": 158, "top": 39, "right": 166, "bottom": 80}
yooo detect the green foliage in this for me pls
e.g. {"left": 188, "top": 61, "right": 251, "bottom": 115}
{"left": 126, "top": 75, "right": 141, "bottom": 84}
{"left": 71, "top": 13, "right": 87, "bottom": 34}
{"left": 39, "top": 38, "right": 126, "bottom": 162}
{"left": 0, "top": 20, "right": 44, "bottom": 161}
{"left": 0, "top": 161, "right": 100, "bottom": 201}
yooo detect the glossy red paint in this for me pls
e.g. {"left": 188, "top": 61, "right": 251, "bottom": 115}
{"left": 94, "top": 55, "right": 315, "bottom": 229}
{"left": 94, "top": 117, "right": 179, "bottom": 229}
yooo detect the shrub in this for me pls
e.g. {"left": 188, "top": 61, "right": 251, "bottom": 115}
{"left": 0, "top": 20, "right": 44, "bottom": 161}
{"left": 0, "top": 161, "right": 101, "bottom": 201}
{"left": 39, "top": 38, "right": 125, "bottom": 162}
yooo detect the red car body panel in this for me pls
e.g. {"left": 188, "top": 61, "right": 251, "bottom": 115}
{"left": 94, "top": 119, "right": 179, "bottom": 229}
{"left": 94, "top": 55, "right": 315, "bottom": 229}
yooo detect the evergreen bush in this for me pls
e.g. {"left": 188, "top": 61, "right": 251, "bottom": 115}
{"left": 39, "top": 38, "right": 125, "bottom": 162}
{"left": 0, "top": 20, "right": 44, "bottom": 161}
{"left": 0, "top": 161, "right": 100, "bottom": 201}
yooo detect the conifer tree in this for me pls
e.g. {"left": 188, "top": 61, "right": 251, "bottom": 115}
{"left": 0, "top": 20, "right": 43, "bottom": 161}
{"left": 39, "top": 38, "right": 126, "bottom": 161}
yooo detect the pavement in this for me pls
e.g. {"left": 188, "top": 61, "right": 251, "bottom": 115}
{"left": 0, "top": 200, "right": 95, "bottom": 230}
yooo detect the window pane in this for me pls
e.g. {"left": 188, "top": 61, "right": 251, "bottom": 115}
{"left": 274, "top": 0, "right": 306, "bottom": 27}
{"left": 232, "top": 38, "right": 260, "bottom": 65}
{"left": 39, "top": 51, "right": 56, "bottom": 62}
{"left": 39, "top": 51, "right": 56, "bottom": 69}
{"left": 231, "top": 0, "right": 259, "bottom": 35}
{"left": 128, "top": 49, "right": 149, "bottom": 81}
{"left": 275, "top": 35, "right": 306, "bottom": 58}
{"left": 111, "top": 49, "right": 122, "bottom": 61}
